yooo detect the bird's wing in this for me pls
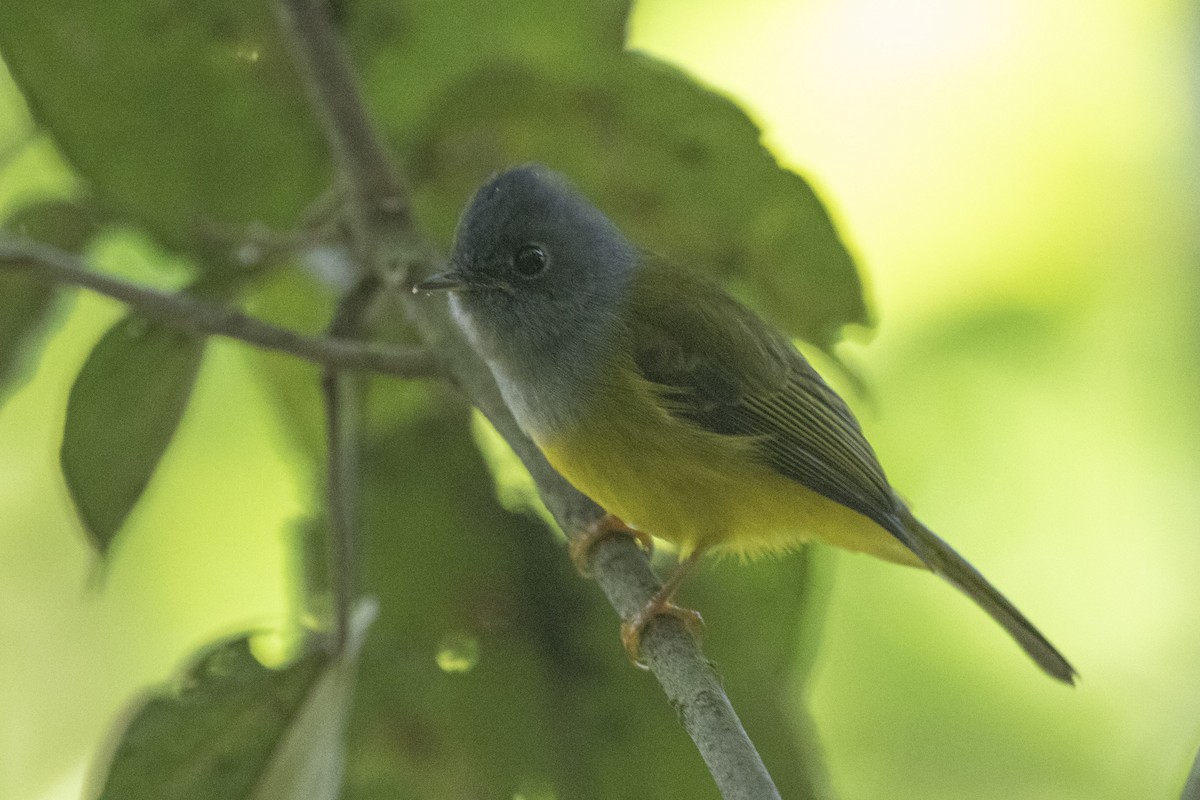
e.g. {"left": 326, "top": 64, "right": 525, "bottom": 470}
{"left": 626, "top": 263, "right": 904, "bottom": 536}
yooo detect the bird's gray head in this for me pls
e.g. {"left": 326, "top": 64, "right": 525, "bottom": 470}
{"left": 416, "top": 164, "right": 638, "bottom": 368}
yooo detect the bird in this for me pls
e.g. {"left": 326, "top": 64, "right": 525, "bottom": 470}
{"left": 414, "top": 163, "right": 1075, "bottom": 684}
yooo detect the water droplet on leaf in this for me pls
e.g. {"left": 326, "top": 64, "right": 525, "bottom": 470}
{"left": 435, "top": 630, "right": 480, "bottom": 673}
{"left": 512, "top": 782, "right": 557, "bottom": 800}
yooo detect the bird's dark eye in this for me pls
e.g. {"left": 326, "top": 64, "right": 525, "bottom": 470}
{"left": 512, "top": 244, "right": 549, "bottom": 278}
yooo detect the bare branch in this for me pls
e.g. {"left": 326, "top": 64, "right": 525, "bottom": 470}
{"left": 321, "top": 275, "right": 379, "bottom": 655}
{"left": 273, "top": 0, "right": 417, "bottom": 268}
{"left": 273, "top": 1, "right": 783, "bottom": 797}
{"left": 0, "top": 238, "right": 443, "bottom": 380}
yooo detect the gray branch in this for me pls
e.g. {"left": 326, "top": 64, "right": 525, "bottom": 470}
{"left": 320, "top": 275, "right": 378, "bottom": 656}
{"left": 0, "top": 238, "right": 442, "bottom": 379}
{"left": 273, "top": 0, "right": 782, "bottom": 798}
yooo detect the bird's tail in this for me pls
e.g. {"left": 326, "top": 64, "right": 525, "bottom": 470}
{"left": 898, "top": 512, "right": 1077, "bottom": 685}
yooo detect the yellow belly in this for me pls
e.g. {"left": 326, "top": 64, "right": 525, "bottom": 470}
{"left": 535, "top": 377, "right": 921, "bottom": 567}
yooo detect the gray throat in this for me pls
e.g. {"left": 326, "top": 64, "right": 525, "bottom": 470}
{"left": 451, "top": 296, "right": 620, "bottom": 441}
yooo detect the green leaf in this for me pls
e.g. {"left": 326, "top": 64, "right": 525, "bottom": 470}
{"left": 0, "top": 0, "right": 627, "bottom": 248}
{"left": 343, "top": 0, "right": 631, "bottom": 143}
{"left": 95, "top": 639, "right": 322, "bottom": 800}
{"left": 0, "top": 0, "right": 329, "bottom": 245}
{"left": 3, "top": 197, "right": 103, "bottom": 250}
{"left": 0, "top": 198, "right": 104, "bottom": 402}
{"left": 0, "top": 271, "right": 54, "bottom": 401}
{"left": 403, "top": 57, "right": 866, "bottom": 346}
{"left": 61, "top": 316, "right": 205, "bottom": 553}
{"left": 95, "top": 607, "right": 373, "bottom": 800}
{"left": 334, "top": 397, "right": 829, "bottom": 799}
{"left": 0, "top": 1, "right": 865, "bottom": 344}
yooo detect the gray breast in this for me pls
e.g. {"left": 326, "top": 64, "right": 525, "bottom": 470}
{"left": 450, "top": 294, "right": 616, "bottom": 440}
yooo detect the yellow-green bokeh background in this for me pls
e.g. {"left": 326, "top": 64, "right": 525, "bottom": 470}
{"left": 2, "top": 0, "right": 1198, "bottom": 798}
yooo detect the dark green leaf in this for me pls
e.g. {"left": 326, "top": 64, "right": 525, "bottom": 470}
{"left": 3, "top": 197, "right": 103, "bottom": 250}
{"left": 336, "top": 395, "right": 829, "bottom": 799}
{"left": 0, "top": 199, "right": 104, "bottom": 402}
{"left": 0, "top": 1, "right": 864, "bottom": 343}
{"left": 0, "top": 272, "right": 55, "bottom": 402}
{"left": 94, "top": 632, "right": 361, "bottom": 800}
{"left": 403, "top": 58, "right": 866, "bottom": 346}
{"left": 343, "top": 0, "right": 631, "bottom": 142}
{"left": 0, "top": 0, "right": 329, "bottom": 245}
{"left": 61, "top": 317, "right": 205, "bottom": 553}
{"left": 0, "top": 0, "right": 628, "bottom": 249}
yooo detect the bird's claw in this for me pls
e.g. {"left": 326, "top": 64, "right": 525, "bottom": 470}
{"left": 620, "top": 599, "right": 705, "bottom": 670}
{"left": 570, "top": 513, "right": 654, "bottom": 577}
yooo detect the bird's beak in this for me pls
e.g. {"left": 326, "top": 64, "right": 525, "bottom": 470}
{"left": 412, "top": 269, "right": 469, "bottom": 294}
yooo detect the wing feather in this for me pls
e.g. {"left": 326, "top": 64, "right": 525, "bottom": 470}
{"left": 623, "top": 264, "right": 1077, "bottom": 683}
{"left": 627, "top": 264, "right": 904, "bottom": 536}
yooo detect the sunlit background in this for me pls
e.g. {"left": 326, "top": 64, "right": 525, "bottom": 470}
{"left": 1, "top": 0, "right": 1197, "bottom": 798}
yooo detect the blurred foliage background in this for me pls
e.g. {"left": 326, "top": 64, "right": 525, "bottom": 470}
{"left": 0, "top": 0, "right": 1197, "bottom": 798}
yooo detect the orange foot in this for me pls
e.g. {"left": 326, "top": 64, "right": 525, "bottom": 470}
{"left": 620, "top": 596, "right": 705, "bottom": 670}
{"left": 569, "top": 513, "right": 654, "bottom": 577}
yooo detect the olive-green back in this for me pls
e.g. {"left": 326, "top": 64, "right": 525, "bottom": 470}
{"left": 624, "top": 261, "right": 906, "bottom": 541}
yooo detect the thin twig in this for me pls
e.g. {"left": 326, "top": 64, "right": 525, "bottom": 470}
{"left": 321, "top": 274, "right": 379, "bottom": 654}
{"left": 192, "top": 186, "right": 347, "bottom": 269}
{"left": 0, "top": 238, "right": 443, "bottom": 379}
{"left": 273, "top": 1, "right": 783, "bottom": 797}
{"left": 273, "top": 0, "right": 417, "bottom": 270}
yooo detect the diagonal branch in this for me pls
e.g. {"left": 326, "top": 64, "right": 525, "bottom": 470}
{"left": 0, "top": 238, "right": 443, "bottom": 380}
{"left": 273, "top": 1, "right": 782, "bottom": 798}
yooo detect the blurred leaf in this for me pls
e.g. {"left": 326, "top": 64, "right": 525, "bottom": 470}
{"left": 0, "top": 1, "right": 864, "bottom": 344}
{"left": 242, "top": 261, "right": 445, "bottom": 463}
{"left": 94, "top": 617, "right": 371, "bottom": 800}
{"left": 905, "top": 303, "right": 1070, "bottom": 366}
{"left": 59, "top": 246, "right": 270, "bottom": 555}
{"left": 4, "top": 196, "right": 103, "bottom": 249}
{"left": 466, "top": 412, "right": 835, "bottom": 799}
{"left": 0, "top": 198, "right": 104, "bottom": 402}
{"left": 0, "top": 0, "right": 627, "bottom": 249}
{"left": 61, "top": 316, "right": 205, "bottom": 553}
{"left": 345, "top": 397, "right": 703, "bottom": 799}
{"left": 691, "top": 548, "right": 836, "bottom": 799}
{"left": 95, "top": 638, "right": 321, "bottom": 800}
{"left": 0, "top": 273, "right": 55, "bottom": 402}
{"left": 403, "top": 58, "right": 865, "bottom": 346}
{"left": 338, "top": 393, "right": 829, "bottom": 799}
{"left": 253, "top": 602, "right": 375, "bottom": 800}
{"left": 343, "top": 0, "right": 630, "bottom": 141}
{"left": 0, "top": 0, "right": 328, "bottom": 245}
{"left": 242, "top": 266, "right": 339, "bottom": 461}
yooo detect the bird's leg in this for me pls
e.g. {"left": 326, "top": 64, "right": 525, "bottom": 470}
{"left": 620, "top": 548, "right": 706, "bottom": 669}
{"left": 570, "top": 513, "right": 654, "bottom": 577}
